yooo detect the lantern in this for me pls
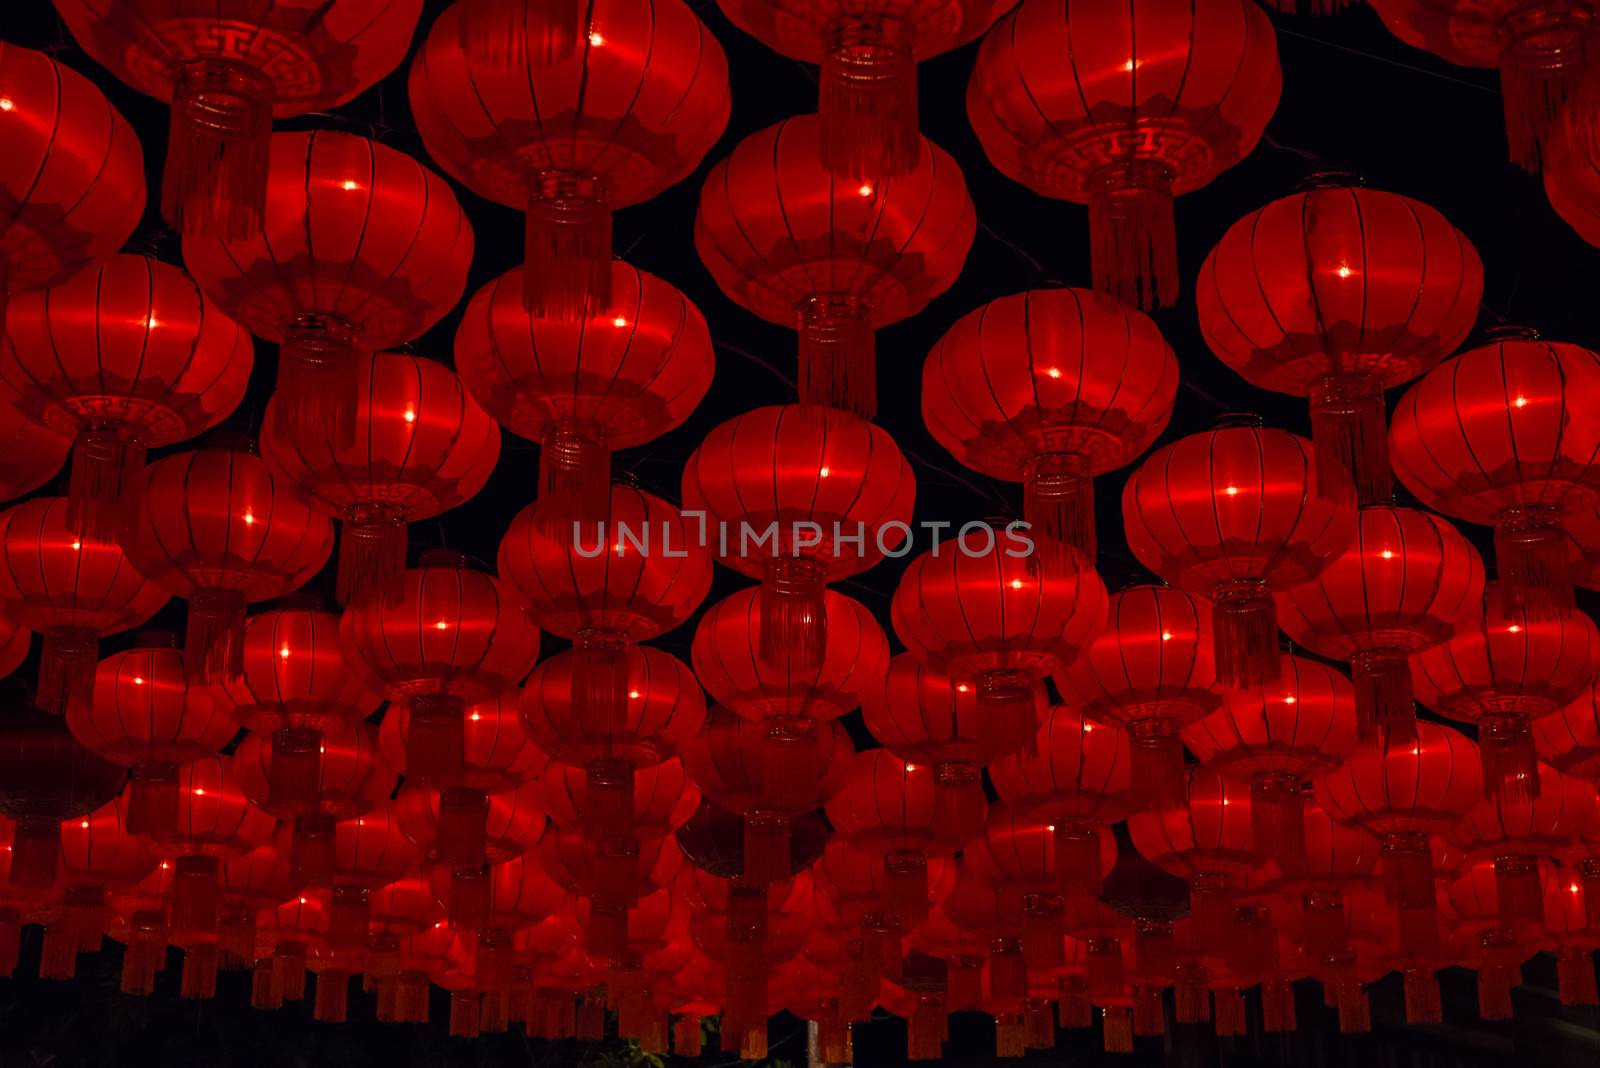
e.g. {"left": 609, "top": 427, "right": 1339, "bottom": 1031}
{"left": 0, "top": 703, "right": 126, "bottom": 889}
{"left": 1122, "top": 422, "right": 1355, "bottom": 691}
{"left": 341, "top": 550, "right": 540, "bottom": 780}
{"left": 395, "top": 779, "right": 548, "bottom": 914}
{"left": 696, "top": 114, "right": 973, "bottom": 416}
{"left": 262, "top": 352, "right": 500, "bottom": 605}
{"left": 327, "top": 802, "right": 422, "bottom": 952}
{"left": 1389, "top": 331, "right": 1600, "bottom": 620}
{"left": 541, "top": 759, "right": 701, "bottom": 841}
{"left": 43, "top": 798, "right": 157, "bottom": 979}
{"left": 123, "top": 444, "right": 334, "bottom": 685}
{"left": 891, "top": 525, "right": 1108, "bottom": 766}
{"left": 968, "top": 0, "right": 1280, "bottom": 308}
{"left": 1278, "top": 505, "right": 1488, "bottom": 742}
{"left": 0, "top": 401, "right": 68, "bottom": 505}
{"left": 1546, "top": 74, "right": 1600, "bottom": 247}
{"left": 1270, "top": 798, "right": 1381, "bottom": 964}
{"left": 183, "top": 130, "right": 473, "bottom": 450}
{"left": 1535, "top": 679, "right": 1600, "bottom": 780}
{"left": 0, "top": 254, "right": 253, "bottom": 543}
{"left": 1182, "top": 654, "right": 1358, "bottom": 854}
{"left": 682, "top": 404, "right": 915, "bottom": 669}
{"left": 0, "top": 497, "right": 169, "bottom": 714}
{"left": 454, "top": 262, "right": 713, "bottom": 530}
{"left": 409, "top": 0, "right": 729, "bottom": 319}
{"left": 68, "top": 636, "right": 237, "bottom": 837}
{"left": 1196, "top": 181, "right": 1483, "bottom": 503}
{"left": 0, "top": 42, "right": 145, "bottom": 311}
{"left": 538, "top": 824, "right": 684, "bottom": 957}
{"left": 922, "top": 288, "right": 1177, "bottom": 555}
{"left": 1054, "top": 585, "right": 1220, "bottom": 811}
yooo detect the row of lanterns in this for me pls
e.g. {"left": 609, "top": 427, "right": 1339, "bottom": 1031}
{"left": 0, "top": 0, "right": 1598, "bottom": 1060}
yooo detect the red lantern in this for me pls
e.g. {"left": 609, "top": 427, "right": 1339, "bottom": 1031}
{"left": 968, "top": 0, "right": 1280, "bottom": 309}
{"left": 1, "top": 254, "right": 253, "bottom": 542}
{"left": 0, "top": 497, "right": 169, "bottom": 713}
{"left": 1547, "top": 75, "right": 1600, "bottom": 247}
{"left": 1122, "top": 422, "right": 1354, "bottom": 691}
{"left": 537, "top": 824, "right": 684, "bottom": 957}
{"left": 1544, "top": 871, "right": 1600, "bottom": 1005}
{"left": 396, "top": 779, "right": 547, "bottom": 882}
{"left": 1535, "top": 679, "right": 1600, "bottom": 780}
{"left": 1443, "top": 860, "right": 1542, "bottom": 1020}
{"left": 68, "top": 636, "right": 236, "bottom": 837}
{"left": 1390, "top": 332, "right": 1600, "bottom": 619}
{"left": 682, "top": 404, "right": 914, "bottom": 668}
{"left": 1269, "top": 798, "right": 1381, "bottom": 964}
{"left": 1415, "top": 589, "right": 1600, "bottom": 802}
{"left": 183, "top": 129, "right": 473, "bottom": 449}
{"left": 409, "top": 0, "right": 729, "bottom": 319}
{"left": 891, "top": 526, "right": 1107, "bottom": 765}
{"left": 1315, "top": 723, "right": 1482, "bottom": 955}
{"left": 1278, "top": 504, "right": 1488, "bottom": 741}
{"left": 43, "top": 798, "right": 157, "bottom": 980}
{"left": 454, "top": 262, "right": 712, "bottom": 531}
{"left": 989, "top": 704, "right": 1131, "bottom": 896}
{"left": 922, "top": 288, "right": 1177, "bottom": 555}
{"left": 541, "top": 759, "right": 701, "bottom": 841}
{"left": 262, "top": 352, "right": 500, "bottom": 605}
{"left": 0, "top": 615, "right": 30, "bottom": 686}
{"left": 53, "top": 0, "right": 420, "bottom": 236}
{"left": 1182, "top": 654, "right": 1358, "bottom": 855}
{"left": 0, "top": 401, "right": 68, "bottom": 505}
{"left": 124, "top": 444, "right": 334, "bottom": 685}
{"left": 341, "top": 551, "right": 540, "bottom": 780}
{"left": 1054, "top": 585, "right": 1220, "bottom": 811}
{"left": 1196, "top": 182, "right": 1483, "bottom": 503}
{"left": 327, "top": 802, "right": 422, "bottom": 952}
{"left": 681, "top": 708, "right": 854, "bottom": 885}
{"left": 455, "top": 854, "right": 568, "bottom": 985}
{"left": 696, "top": 114, "right": 973, "bottom": 416}
{"left": 0, "top": 42, "right": 145, "bottom": 309}
{"left": 1367, "top": 0, "right": 1592, "bottom": 170}
{"left": 863, "top": 653, "right": 1045, "bottom": 807}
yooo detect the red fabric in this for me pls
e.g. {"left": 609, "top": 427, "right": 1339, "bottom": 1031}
{"left": 211, "top": 605, "right": 383, "bottom": 735}
{"left": 68, "top": 642, "right": 236, "bottom": 771}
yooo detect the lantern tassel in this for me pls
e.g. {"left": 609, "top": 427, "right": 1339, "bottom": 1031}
{"left": 38, "top": 924, "right": 77, "bottom": 980}
{"left": 1302, "top": 891, "right": 1350, "bottom": 962}
{"left": 1055, "top": 824, "right": 1104, "bottom": 896}
{"left": 67, "top": 425, "right": 145, "bottom": 546}
{"left": 1558, "top": 948, "right": 1599, "bottom": 1006}
{"left": 9, "top": 815, "right": 62, "bottom": 888}
{"left": 1088, "top": 160, "right": 1178, "bottom": 310}
{"left": 1480, "top": 713, "right": 1540, "bottom": 804}
{"left": 268, "top": 728, "right": 324, "bottom": 813}
{"left": 574, "top": 629, "right": 630, "bottom": 738}
{"left": 819, "top": 18, "right": 918, "bottom": 182}
{"left": 742, "top": 810, "right": 791, "bottom": 885}
{"left": 163, "top": 60, "right": 271, "bottom": 239}
{"left": 1059, "top": 976, "right": 1094, "bottom": 1028}
{"left": 1494, "top": 507, "right": 1574, "bottom": 621}
{"left": 583, "top": 758, "right": 636, "bottom": 843}
{"left": 976, "top": 669, "right": 1040, "bottom": 759}
{"left": 37, "top": 629, "right": 97, "bottom": 715}
{"left": 1351, "top": 648, "right": 1416, "bottom": 744}
{"left": 314, "top": 972, "right": 350, "bottom": 1023}
{"left": 1403, "top": 969, "right": 1443, "bottom": 1025}
{"left": 1382, "top": 834, "right": 1436, "bottom": 910}
{"left": 909, "top": 999, "right": 944, "bottom": 1060}
{"left": 1493, "top": 855, "right": 1544, "bottom": 925}
{"left": 449, "top": 865, "right": 490, "bottom": 930}
{"left": 126, "top": 762, "right": 180, "bottom": 837}
{"left": 1174, "top": 970, "right": 1209, "bottom": 1024}
{"left": 525, "top": 173, "right": 612, "bottom": 321}
{"left": 759, "top": 557, "right": 828, "bottom": 673}
{"left": 1084, "top": 938, "right": 1123, "bottom": 999}
{"left": 407, "top": 693, "right": 467, "bottom": 781}
{"left": 185, "top": 587, "right": 247, "bottom": 685}
{"left": 1101, "top": 1006, "right": 1134, "bottom": 1053}
{"left": 1128, "top": 719, "right": 1186, "bottom": 812}
{"left": 1216, "top": 987, "right": 1248, "bottom": 1036}
{"left": 989, "top": 943, "right": 1028, "bottom": 1001}
{"left": 946, "top": 959, "right": 983, "bottom": 1011}
{"left": 437, "top": 786, "right": 490, "bottom": 868}
{"left": 1498, "top": 33, "right": 1585, "bottom": 172}
{"left": 537, "top": 423, "right": 611, "bottom": 538}
{"left": 1336, "top": 981, "right": 1371, "bottom": 1033}
{"left": 1021, "top": 904, "right": 1066, "bottom": 973}
{"left": 1250, "top": 772, "right": 1306, "bottom": 859}
{"left": 276, "top": 314, "right": 360, "bottom": 453}
{"left": 171, "top": 855, "right": 222, "bottom": 934}
{"left": 762, "top": 716, "right": 820, "bottom": 814}
{"left": 931, "top": 763, "right": 985, "bottom": 853}
{"left": 1263, "top": 978, "right": 1296, "bottom": 1033}
{"left": 1477, "top": 961, "right": 1515, "bottom": 1021}
{"left": 181, "top": 944, "right": 219, "bottom": 1000}
{"left": 218, "top": 910, "right": 256, "bottom": 964}
{"left": 674, "top": 1015, "right": 704, "bottom": 1057}
{"left": 1210, "top": 580, "right": 1281, "bottom": 690}
{"left": 291, "top": 813, "right": 336, "bottom": 886}
{"left": 995, "top": 1012, "right": 1026, "bottom": 1057}
{"left": 1025, "top": 452, "right": 1095, "bottom": 559}
{"left": 884, "top": 851, "right": 931, "bottom": 924}
{"left": 798, "top": 294, "right": 876, "bottom": 419}
{"left": 1310, "top": 373, "right": 1388, "bottom": 505}
{"left": 458, "top": 0, "right": 583, "bottom": 66}
{"left": 338, "top": 504, "right": 408, "bottom": 606}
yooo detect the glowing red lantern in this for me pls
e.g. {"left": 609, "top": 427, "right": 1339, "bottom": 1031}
{"left": 1390, "top": 332, "right": 1600, "bottom": 619}
{"left": 0, "top": 497, "right": 169, "bottom": 713}
{"left": 341, "top": 550, "right": 540, "bottom": 780}
{"left": 1270, "top": 798, "right": 1381, "bottom": 963}
{"left": 453, "top": 262, "right": 713, "bottom": 531}
{"left": 1196, "top": 182, "right": 1483, "bottom": 503}
{"left": 537, "top": 824, "right": 684, "bottom": 957}
{"left": 68, "top": 636, "right": 236, "bottom": 837}
{"left": 41, "top": 797, "right": 157, "bottom": 980}
{"left": 968, "top": 0, "right": 1280, "bottom": 309}
{"left": 183, "top": 130, "right": 473, "bottom": 449}
{"left": 262, "top": 352, "right": 499, "bottom": 605}
{"left": 395, "top": 779, "right": 547, "bottom": 883}
{"left": 541, "top": 758, "right": 700, "bottom": 840}
{"left": 682, "top": 404, "right": 914, "bottom": 668}
{"left": 696, "top": 114, "right": 973, "bottom": 416}
{"left": 0, "top": 254, "right": 253, "bottom": 542}
{"left": 0, "top": 42, "right": 144, "bottom": 309}
{"left": 1443, "top": 859, "right": 1542, "bottom": 1020}
{"left": 0, "top": 401, "right": 68, "bottom": 505}
{"left": 1535, "top": 680, "right": 1600, "bottom": 780}
{"left": 410, "top": 0, "right": 729, "bottom": 319}
{"left": 1183, "top": 654, "right": 1358, "bottom": 854}
{"left": 1278, "top": 504, "right": 1487, "bottom": 741}
{"left": 327, "top": 802, "right": 421, "bottom": 952}
{"left": 1054, "top": 585, "right": 1219, "bottom": 810}
{"left": 1544, "top": 872, "right": 1600, "bottom": 1005}
{"left": 1122, "top": 422, "right": 1354, "bottom": 690}
{"left": 891, "top": 526, "right": 1107, "bottom": 765}
{"left": 124, "top": 444, "right": 333, "bottom": 684}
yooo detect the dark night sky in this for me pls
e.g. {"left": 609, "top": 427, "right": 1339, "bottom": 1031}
{"left": 4, "top": 0, "right": 1600, "bottom": 1063}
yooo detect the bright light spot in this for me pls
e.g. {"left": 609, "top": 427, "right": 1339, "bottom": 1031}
{"left": 1047, "top": 825, "right": 1056, "bottom": 831}
{"left": 956, "top": 684, "right": 970, "bottom": 693}
{"left": 589, "top": 32, "right": 604, "bottom": 46}
{"left": 436, "top": 921, "right": 445, "bottom": 928}
{"left": 1411, "top": 747, "right": 1421, "bottom": 755}
{"left": 146, "top": 317, "right": 160, "bottom": 329}
{"left": 1122, "top": 59, "right": 1138, "bottom": 71}
{"left": 612, "top": 316, "right": 628, "bottom": 328}
{"left": 1381, "top": 550, "right": 1394, "bottom": 560}
{"left": 1508, "top": 624, "right": 1522, "bottom": 633}
{"left": 0, "top": 99, "right": 13, "bottom": 112}
{"left": 1515, "top": 396, "right": 1528, "bottom": 408}
{"left": 1336, "top": 265, "right": 1352, "bottom": 279}
{"left": 403, "top": 407, "right": 416, "bottom": 424}
{"left": 1222, "top": 798, "right": 1231, "bottom": 806}
{"left": 161, "top": 861, "right": 169, "bottom": 869}
{"left": 243, "top": 511, "right": 255, "bottom": 525}
{"left": 857, "top": 183, "right": 874, "bottom": 197}
{"left": 628, "top": 690, "right": 640, "bottom": 700}
{"left": 1161, "top": 632, "right": 1173, "bottom": 642}
{"left": 341, "top": 180, "right": 359, "bottom": 191}
{"left": 1285, "top": 695, "right": 1297, "bottom": 704}
{"left": 469, "top": 712, "right": 481, "bottom": 722}
{"left": 905, "top": 764, "right": 917, "bottom": 771}
{"left": 280, "top": 645, "right": 291, "bottom": 659}
{"left": 435, "top": 620, "right": 449, "bottom": 630}
{"left": 193, "top": 788, "right": 205, "bottom": 796}
{"left": 819, "top": 466, "right": 831, "bottom": 478}
{"left": 357, "top": 818, "right": 364, "bottom": 827}
{"left": 1010, "top": 579, "right": 1024, "bottom": 589}
{"left": 1046, "top": 368, "right": 1062, "bottom": 379}
{"left": 1572, "top": 884, "right": 1581, "bottom": 893}
{"left": 70, "top": 540, "right": 81, "bottom": 551}
{"left": 134, "top": 676, "right": 145, "bottom": 686}
{"left": 1224, "top": 486, "right": 1239, "bottom": 496}
{"left": 299, "top": 896, "right": 307, "bottom": 904}
{"left": 1082, "top": 723, "right": 1093, "bottom": 732}
{"left": 80, "top": 820, "right": 89, "bottom": 828}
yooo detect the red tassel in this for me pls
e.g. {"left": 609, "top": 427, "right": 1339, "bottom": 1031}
{"left": 674, "top": 1015, "right": 703, "bottom": 1057}
{"left": 1131, "top": 986, "right": 1164, "bottom": 1037}
{"left": 185, "top": 588, "right": 247, "bottom": 685}
{"left": 120, "top": 911, "right": 165, "bottom": 994}
{"left": 458, "top": 0, "right": 583, "bottom": 66}
{"left": 1133, "top": 918, "right": 1175, "bottom": 980}
{"left": 990, "top": 941, "right": 1028, "bottom": 1001}
{"left": 338, "top": 504, "right": 408, "bottom": 606}
{"left": 163, "top": 59, "right": 271, "bottom": 239}
{"left": 126, "top": 762, "right": 180, "bottom": 837}
{"left": 946, "top": 958, "right": 983, "bottom": 1011}
{"left": 251, "top": 958, "right": 282, "bottom": 1011}
{"left": 269, "top": 728, "right": 324, "bottom": 814}
{"left": 1480, "top": 714, "right": 1541, "bottom": 804}
{"left": 1494, "top": 506, "right": 1574, "bottom": 621}
{"left": 1059, "top": 976, "right": 1094, "bottom": 1028}
{"left": 1085, "top": 937, "right": 1123, "bottom": 999}
{"left": 759, "top": 558, "right": 828, "bottom": 673}
{"left": 1397, "top": 904, "right": 1442, "bottom": 960}
{"left": 995, "top": 1012, "right": 1026, "bottom": 1057}
{"left": 1055, "top": 823, "right": 1105, "bottom": 896}
{"left": 1189, "top": 875, "right": 1232, "bottom": 956}
{"left": 742, "top": 809, "right": 792, "bottom": 885}
{"left": 1215, "top": 987, "right": 1248, "bottom": 1037}
{"left": 39, "top": 924, "right": 78, "bottom": 980}
{"left": 449, "top": 990, "right": 481, "bottom": 1038}
{"left": 975, "top": 670, "right": 1041, "bottom": 761}
{"left": 328, "top": 886, "right": 371, "bottom": 952}
{"left": 1401, "top": 968, "right": 1442, "bottom": 1024}
{"left": 592, "top": 840, "right": 641, "bottom": 903}
{"left": 1020, "top": 896, "right": 1065, "bottom": 971}
{"left": 1025, "top": 998, "right": 1057, "bottom": 1047}
{"left": 1025, "top": 452, "right": 1095, "bottom": 558}
{"left": 10, "top": 815, "right": 62, "bottom": 888}
{"left": 1262, "top": 978, "right": 1297, "bottom": 1033}
{"left": 1302, "top": 890, "right": 1350, "bottom": 962}
{"left": 588, "top": 901, "right": 630, "bottom": 959}
{"left": 1584, "top": 860, "right": 1600, "bottom": 927}
{"left": 932, "top": 762, "right": 986, "bottom": 848}
{"left": 37, "top": 629, "right": 97, "bottom": 715}
{"left": 1558, "top": 948, "right": 1599, "bottom": 1006}
{"left": 1250, "top": 771, "right": 1306, "bottom": 859}
{"left": 1381, "top": 833, "right": 1435, "bottom": 911}
{"left": 1309, "top": 374, "right": 1387, "bottom": 506}
{"left": 1498, "top": 6, "right": 1591, "bottom": 172}
{"left": 172, "top": 854, "right": 221, "bottom": 934}
{"left": 1227, "top": 905, "right": 1277, "bottom": 977}
{"left": 63, "top": 884, "right": 105, "bottom": 953}
{"left": 314, "top": 971, "right": 350, "bottom": 1022}
{"left": 583, "top": 757, "right": 635, "bottom": 843}
{"left": 476, "top": 933, "right": 515, "bottom": 992}
{"left": 818, "top": 18, "right": 918, "bottom": 182}
{"left": 1259, "top": 0, "right": 1352, "bottom": 12}
{"left": 291, "top": 814, "right": 336, "bottom": 887}
{"left": 437, "top": 787, "right": 489, "bottom": 868}
{"left": 275, "top": 944, "right": 308, "bottom": 1001}
{"left": 1087, "top": 159, "right": 1178, "bottom": 310}
{"left": 577, "top": 994, "right": 607, "bottom": 1040}
{"left": 450, "top": 865, "right": 490, "bottom": 930}
{"left": 67, "top": 425, "right": 145, "bottom": 546}
{"left": 1477, "top": 961, "right": 1515, "bottom": 1021}
{"left": 1351, "top": 648, "right": 1416, "bottom": 744}
{"left": 908, "top": 998, "right": 944, "bottom": 1060}
{"left": 181, "top": 943, "right": 219, "bottom": 1000}
{"left": 1128, "top": 719, "right": 1187, "bottom": 812}
{"left": 537, "top": 423, "right": 611, "bottom": 537}
{"left": 525, "top": 172, "right": 612, "bottom": 321}
{"left": 1210, "top": 580, "right": 1281, "bottom": 690}
{"left": 218, "top": 909, "right": 256, "bottom": 964}
{"left": 884, "top": 850, "right": 931, "bottom": 923}
{"left": 1101, "top": 1005, "right": 1135, "bottom": 1053}
{"left": 1174, "top": 967, "right": 1209, "bottom": 1024}
{"left": 574, "top": 630, "right": 630, "bottom": 739}
{"left": 275, "top": 314, "right": 360, "bottom": 454}
{"left": 798, "top": 294, "right": 877, "bottom": 419}
{"left": 864, "top": 920, "right": 904, "bottom": 982}
{"left": 1494, "top": 854, "right": 1545, "bottom": 925}
{"left": 407, "top": 694, "right": 466, "bottom": 781}
{"left": 762, "top": 715, "right": 821, "bottom": 813}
